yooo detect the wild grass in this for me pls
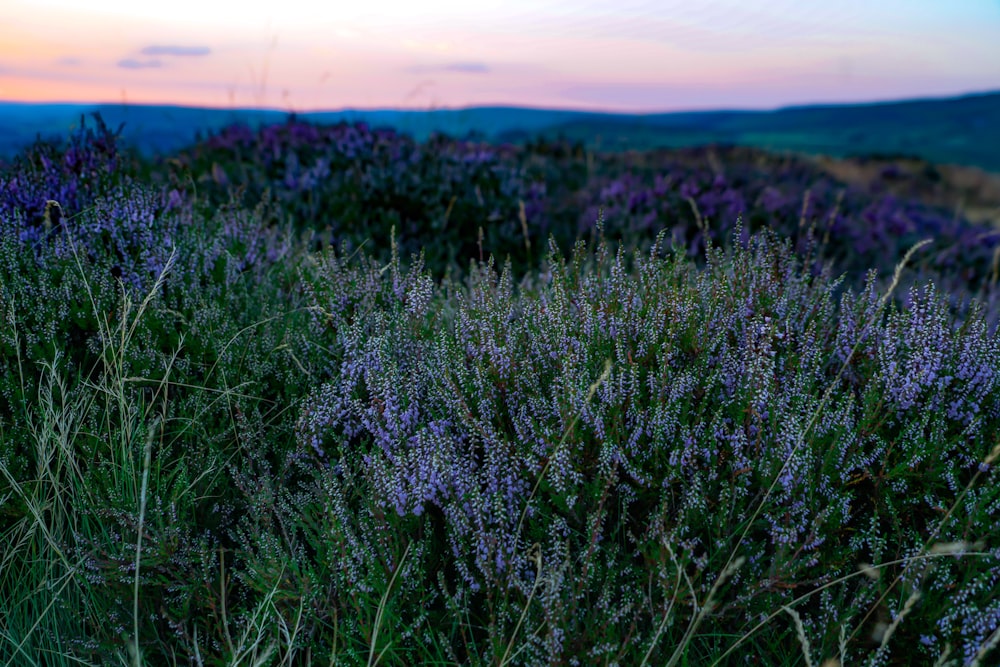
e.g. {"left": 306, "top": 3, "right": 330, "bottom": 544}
{"left": 1, "top": 126, "right": 999, "bottom": 665}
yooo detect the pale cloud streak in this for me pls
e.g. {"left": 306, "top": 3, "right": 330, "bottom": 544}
{"left": 117, "top": 58, "right": 163, "bottom": 69}
{"left": 407, "top": 62, "right": 491, "bottom": 74}
{"left": 140, "top": 45, "right": 212, "bottom": 57}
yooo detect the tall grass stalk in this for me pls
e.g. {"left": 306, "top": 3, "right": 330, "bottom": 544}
{"left": 367, "top": 542, "right": 412, "bottom": 667}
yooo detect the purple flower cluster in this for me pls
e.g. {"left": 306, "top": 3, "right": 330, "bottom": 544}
{"left": 0, "top": 114, "right": 130, "bottom": 237}
{"left": 877, "top": 283, "right": 998, "bottom": 426}
{"left": 565, "top": 145, "right": 1000, "bottom": 301}
{"left": 147, "top": 122, "right": 1000, "bottom": 335}
{"left": 294, "top": 227, "right": 1000, "bottom": 661}
{"left": 157, "top": 119, "right": 542, "bottom": 278}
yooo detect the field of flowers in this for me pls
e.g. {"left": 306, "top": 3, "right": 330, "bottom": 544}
{"left": 1, "top": 114, "right": 998, "bottom": 666}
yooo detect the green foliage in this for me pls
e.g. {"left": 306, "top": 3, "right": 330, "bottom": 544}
{"left": 2, "top": 124, "right": 999, "bottom": 666}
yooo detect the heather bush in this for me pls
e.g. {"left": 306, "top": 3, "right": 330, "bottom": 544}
{"left": 569, "top": 145, "right": 1000, "bottom": 302}
{"left": 147, "top": 119, "right": 545, "bottom": 279}
{"left": 0, "top": 156, "right": 327, "bottom": 661}
{"left": 0, "top": 114, "right": 139, "bottom": 242}
{"left": 153, "top": 120, "right": 1000, "bottom": 330}
{"left": 236, "top": 224, "right": 999, "bottom": 665}
{"left": 2, "top": 123, "right": 999, "bottom": 666}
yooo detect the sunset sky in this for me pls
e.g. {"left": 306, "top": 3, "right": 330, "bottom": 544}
{"left": 3, "top": 0, "right": 999, "bottom": 113}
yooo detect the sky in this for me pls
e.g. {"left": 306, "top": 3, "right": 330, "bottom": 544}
{"left": 2, "top": 0, "right": 999, "bottom": 114}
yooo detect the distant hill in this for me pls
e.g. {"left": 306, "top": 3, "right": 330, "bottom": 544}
{"left": 539, "top": 91, "right": 1000, "bottom": 173}
{"left": 1, "top": 90, "right": 998, "bottom": 172}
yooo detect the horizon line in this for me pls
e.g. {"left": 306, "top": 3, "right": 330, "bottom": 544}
{"left": 2, "top": 87, "right": 998, "bottom": 117}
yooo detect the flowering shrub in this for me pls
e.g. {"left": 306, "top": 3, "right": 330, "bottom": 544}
{"left": 2, "top": 120, "right": 998, "bottom": 665}
{"left": 149, "top": 119, "right": 544, "bottom": 278}
{"left": 565, "top": 145, "right": 1000, "bottom": 302}
{"left": 0, "top": 114, "right": 138, "bottom": 239}
{"left": 154, "top": 122, "right": 1000, "bottom": 331}
{"left": 0, "top": 130, "right": 324, "bottom": 659}
{"left": 275, "top": 226, "right": 1000, "bottom": 664}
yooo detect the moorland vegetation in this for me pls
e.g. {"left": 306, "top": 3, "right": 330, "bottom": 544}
{"left": 1, "top": 114, "right": 998, "bottom": 665}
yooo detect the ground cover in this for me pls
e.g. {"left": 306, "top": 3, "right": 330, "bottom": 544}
{"left": 0, "top": 116, "right": 998, "bottom": 666}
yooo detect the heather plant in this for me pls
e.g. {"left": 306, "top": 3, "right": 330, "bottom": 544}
{"left": 515, "top": 141, "right": 1000, "bottom": 335}
{"left": 147, "top": 119, "right": 545, "bottom": 279}
{"left": 153, "top": 120, "right": 1000, "bottom": 329}
{"left": 247, "top": 223, "right": 999, "bottom": 665}
{"left": 0, "top": 174, "right": 297, "bottom": 425}
{"left": 572, "top": 145, "right": 1000, "bottom": 290}
{"left": 0, "top": 114, "right": 139, "bottom": 245}
{"left": 1, "top": 149, "right": 330, "bottom": 661}
{"left": 2, "top": 122, "right": 999, "bottom": 666}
